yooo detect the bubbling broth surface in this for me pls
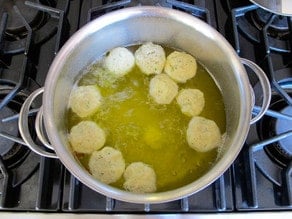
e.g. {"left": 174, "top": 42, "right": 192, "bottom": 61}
{"left": 67, "top": 45, "right": 226, "bottom": 192}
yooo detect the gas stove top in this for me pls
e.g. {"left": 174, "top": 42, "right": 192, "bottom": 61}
{"left": 0, "top": 0, "right": 291, "bottom": 216}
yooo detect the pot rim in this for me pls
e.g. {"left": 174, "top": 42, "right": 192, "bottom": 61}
{"left": 43, "top": 6, "right": 252, "bottom": 203}
{"left": 250, "top": 0, "right": 292, "bottom": 16}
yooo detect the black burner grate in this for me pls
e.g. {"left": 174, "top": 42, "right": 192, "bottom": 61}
{"left": 0, "top": 0, "right": 73, "bottom": 212}
{"left": 0, "top": 0, "right": 292, "bottom": 215}
{"left": 82, "top": 0, "right": 211, "bottom": 27}
{"left": 62, "top": 169, "right": 233, "bottom": 212}
{"left": 0, "top": 0, "right": 69, "bottom": 55}
{"left": 230, "top": 3, "right": 291, "bottom": 53}
{"left": 230, "top": 0, "right": 292, "bottom": 211}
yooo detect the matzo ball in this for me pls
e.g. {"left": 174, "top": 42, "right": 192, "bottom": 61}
{"left": 176, "top": 89, "right": 205, "bottom": 116}
{"left": 123, "top": 162, "right": 156, "bottom": 193}
{"left": 69, "top": 85, "right": 102, "bottom": 118}
{"left": 135, "top": 42, "right": 166, "bottom": 75}
{"left": 149, "top": 74, "right": 178, "bottom": 104}
{"left": 104, "top": 47, "right": 135, "bottom": 77}
{"left": 69, "top": 121, "right": 106, "bottom": 154}
{"left": 164, "top": 51, "right": 197, "bottom": 83}
{"left": 88, "top": 147, "right": 125, "bottom": 184}
{"left": 186, "top": 116, "right": 221, "bottom": 152}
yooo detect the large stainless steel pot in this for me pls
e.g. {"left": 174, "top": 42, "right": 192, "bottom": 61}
{"left": 19, "top": 6, "right": 271, "bottom": 204}
{"left": 250, "top": 0, "right": 292, "bottom": 16}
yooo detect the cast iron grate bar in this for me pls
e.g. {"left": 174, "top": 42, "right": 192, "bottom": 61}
{"left": 289, "top": 17, "right": 292, "bottom": 52}
{"left": 1, "top": 108, "right": 39, "bottom": 123}
{"left": 36, "top": 157, "right": 64, "bottom": 211}
{"left": 231, "top": 4, "right": 259, "bottom": 54}
{"left": 68, "top": 174, "right": 80, "bottom": 210}
{"left": 0, "top": 13, "right": 8, "bottom": 55}
{"left": 246, "top": 144, "right": 260, "bottom": 208}
{"left": 166, "top": 0, "right": 210, "bottom": 24}
{"left": 180, "top": 197, "right": 189, "bottom": 211}
{"left": 24, "top": 1, "right": 65, "bottom": 55}
{"left": 260, "top": 13, "right": 292, "bottom": 105}
{"left": 144, "top": 203, "right": 150, "bottom": 212}
{"left": 247, "top": 131, "right": 292, "bottom": 208}
{"left": 0, "top": 154, "right": 40, "bottom": 209}
{"left": 0, "top": 156, "right": 9, "bottom": 208}
{"left": 214, "top": 175, "right": 227, "bottom": 211}
{"left": 105, "top": 197, "right": 114, "bottom": 211}
{"left": 286, "top": 162, "right": 292, "bottom": 206}
{"left": 266, "top": 56, "right": 292, "bottom": 107}
{"left": 263, "top": 53, "right": 292, "bottom": 107}
{"left": 87, "top": 0, "right": 210, "bottom": 24}
{"left": 261, "top": 13, "right": 277, "bottom": 54}
{"left": 231, "top": 4, "right": 291, "bottom": 54}
{"left": 88, "top": 0, "right": 131, "bottom": 22}
{"left": 0, "top": 6, "right": 32, "bottom": 111}
{"left": 0, "top": 132, "right": 29, "bottom": 147}
{"left": 252, "top": 106, "right": 292, "bottom": 120}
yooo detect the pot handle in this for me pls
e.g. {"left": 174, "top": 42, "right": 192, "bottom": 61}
{"left": 18, "top": 87, "right": 58, "bottom": 159}
{"left": 240, "top": 58, "right": 271, "bottom": 124}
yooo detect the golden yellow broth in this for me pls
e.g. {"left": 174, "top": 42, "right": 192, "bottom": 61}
{"left": 67, "top": 48, "right": 226, "bottom": 192}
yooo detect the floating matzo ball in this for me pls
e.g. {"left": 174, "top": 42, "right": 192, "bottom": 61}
{"left": 164, "top": 51, "right": 197, "bottom": 83}
{"left": 123, "top": 162, "right": 156, "bottom": 193}
{"left": 89, "top": 147, "right": 125, "bottom": 184}
{"left": 104, "top": 47, "right": 135, "bottom": 77}
{"left": 69, "top": 85, "right": 102, "bottom": 118}
{"left": 135, "top": 42, "right": 166, "bottom": 75}
{"left": 69, "top": 121, "right": 106, "bottom": 154}
{"left": 176, "top": 88, "right": 205, "bottom": 117}
{"left": 149, "top": 74, "right": 178, "bottom": 104}
{"left": 186, "top": 116, "right": 221, "bottom": 152}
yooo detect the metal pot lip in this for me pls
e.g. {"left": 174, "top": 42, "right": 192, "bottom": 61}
{"left": 43, "top": 6, "right": 252, "bottom": 203}
{"left": 250, "top": 0, "right": 292, "bottom": 16}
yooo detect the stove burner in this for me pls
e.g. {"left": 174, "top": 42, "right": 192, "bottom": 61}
{"left": 1, "top": 0, "right": 46, "bottom": 40}
{"left": 0, "top": 86, "right": 32, "bottom": 168}
{"left": 0, "top": 0, "right": 68, "bottom": 55}
{"left": 252, "top": 8, "right": 289, "bottom": 31}
{"left": 250, "top": 8, "right": 290, "bottom": 38}
{"left": 258, "top": 84, "right": 292, "bottom": 167}
{"left": 231, "top": 4, "right": 291, "bottom": 53}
